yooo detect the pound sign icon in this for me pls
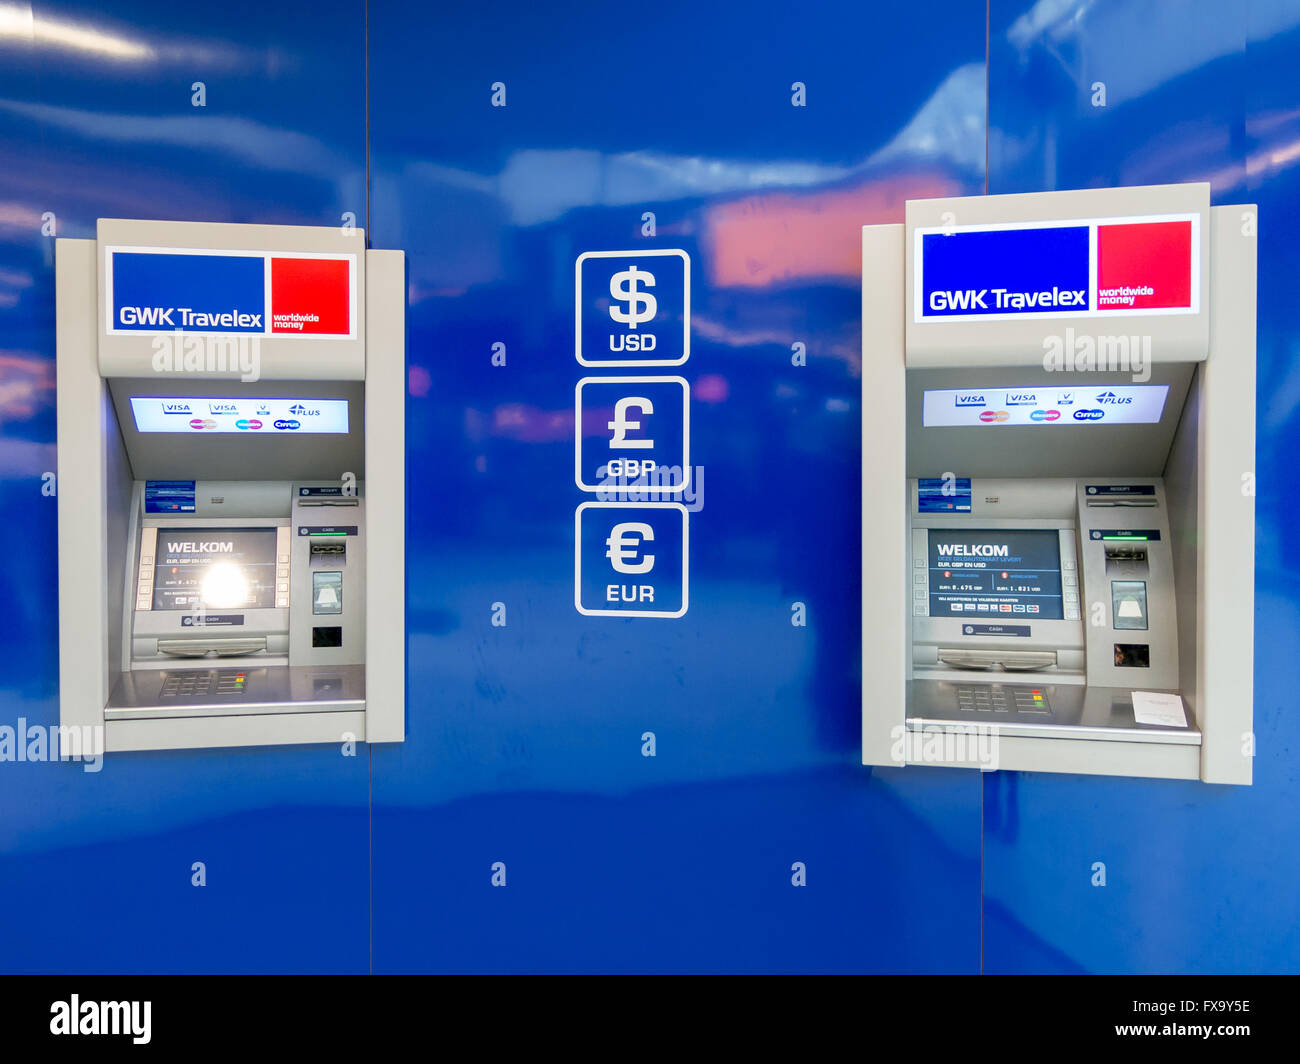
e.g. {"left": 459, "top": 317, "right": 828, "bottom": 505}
{"left": 609, "top": 265, "right": 657, "bottom": 329}
{"left": 608, "top": 397, "right": 654, "bottom": 449}
{"left": 605, "top": 522, "right": 655, "bottom": 575}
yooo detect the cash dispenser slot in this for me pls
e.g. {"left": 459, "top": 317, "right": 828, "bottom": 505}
{"left": 157, "top": 637, "right": 268, "bottom": 658}
{"left": 937, "top": 649, "right": 1059, "bottom": 672}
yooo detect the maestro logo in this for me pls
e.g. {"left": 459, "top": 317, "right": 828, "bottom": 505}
{"left": 1073, "top": 408, "right": 1105, "bottom": 421}
{"left": 235, "top": 419, "right": 262, "bottom": 430}
{"left": 1030, "top": 409, "right": 1061, "bottom": 422}
{"left": 978, "top": 410, "right": 1010, "bottom": 423}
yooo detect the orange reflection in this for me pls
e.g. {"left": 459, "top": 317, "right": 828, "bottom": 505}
{"left": 703, "top": 173, "right": 961, "bottom": 287}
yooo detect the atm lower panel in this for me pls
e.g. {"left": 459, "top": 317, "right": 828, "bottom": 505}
{"left": 105, "top": 663, "right": 365, "bottom": 720}
{"left": 906, "top": 679, "right": 1201, "bottom": 744}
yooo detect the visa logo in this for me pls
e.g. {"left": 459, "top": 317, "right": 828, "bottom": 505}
{"left": 955, "top": 394, "right": 986, "bottom": 407}
{"left": 209, "top": 403, "right": 238, "bottom": 415}
{"left": 161, "top": 402, "right": 191, "bottom": 414}
{"left": 1005, "top": 392, "right": 1038, "bottom": 405}
{"left": 1096, "top": 390, "right": 1133, "bottom": 405}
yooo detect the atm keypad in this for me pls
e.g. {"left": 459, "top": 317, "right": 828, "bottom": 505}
{"left": 159, "top": 669, "right": 249, "bottom": 700}
{"left": 954, "top": 684, "right": 1052, "bottom": 715}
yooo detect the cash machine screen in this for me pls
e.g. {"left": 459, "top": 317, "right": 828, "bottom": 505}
{"left": 151, "top": 527, "right": 278, "bottom": 611}
{"left": 928, "top": 529, "right": 1064, "bottom": 620}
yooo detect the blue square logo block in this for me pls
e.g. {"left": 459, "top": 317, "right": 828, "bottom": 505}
{"left": 575, "top": 503, "right": 688, "bottom": 618}
{"left": 576, "top": 249, "right": 689, "bottom": 366}
{"left": 575, "top": 376, "right": 689, "bottom": 493}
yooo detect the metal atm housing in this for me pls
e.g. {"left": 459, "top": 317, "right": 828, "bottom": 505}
{"left": 861, "top": 183, "right": 1255, "bottom": 783}
{"left": 56, "top": 219, "right": 406, "bottom": 752}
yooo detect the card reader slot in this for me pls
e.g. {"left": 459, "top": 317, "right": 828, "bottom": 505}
{"left": 157, "top": 637, "right": 268, "bottom": 658}
{"left": 309, "top": 542, "right": 347, "bottom": 556}
{"left": 938, "top": 648, "right": 1058, "bottom": 672}
{"left": 1104, "top": 542, "right": 1148, "bottom": 564}
{"left": 298, "top": 498, "right": 360, "bottom": 507}
{"left": 1086, "top": 498, "right": 1157, "bottom": 507}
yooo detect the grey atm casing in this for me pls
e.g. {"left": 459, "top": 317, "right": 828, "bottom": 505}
{"left": 56, "top": 220, "right": 407, "bottom": 753}
{"left": 861, "top": 183, "right": 1256, "bottom": 784}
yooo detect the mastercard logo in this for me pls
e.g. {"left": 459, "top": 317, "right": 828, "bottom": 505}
{"left": 978, "top": 410, "right": 1010, "bottom": 423}
{"left": 188, "top": 418, "right": 217, "bottom": 430}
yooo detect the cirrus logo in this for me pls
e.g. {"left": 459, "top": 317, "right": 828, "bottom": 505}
{"left": 1073, "top": 408, "right": 1105, "bottom": 421}
{"left": 273, "top": 419, "right": 300, "bottom": 430}
{"left": 188, "top": 418, "right": 217, "bottom": 430}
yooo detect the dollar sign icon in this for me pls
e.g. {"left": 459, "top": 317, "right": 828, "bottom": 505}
{"left": 608, "top": 265, "right": 657, "bottom": 329}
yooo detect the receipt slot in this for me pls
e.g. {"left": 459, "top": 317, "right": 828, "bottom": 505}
{"left": 56, "top": 220, "right": 406, "bottom": 752}
{"left": 862, "top": 183, "right": 1255, "bottom": 783}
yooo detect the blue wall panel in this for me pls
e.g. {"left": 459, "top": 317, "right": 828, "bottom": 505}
{"left": 0, "top": 1, "right": 371, "bottom": 973}
{"left": 1, "top": 0, "right": 1297, "bottom": 974}
{"left": 366, "top": 0, "right": 985, "bottom": 971}
{"left": 985, "top": 0, "right": 1300, "bottom": 974}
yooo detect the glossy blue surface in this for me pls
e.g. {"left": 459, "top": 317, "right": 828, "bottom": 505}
{"left": 984, "top": 0, "right": 1300, "bottom": 974}
{"left": 0, "top": 0, "right": 1295, "bottom": 973}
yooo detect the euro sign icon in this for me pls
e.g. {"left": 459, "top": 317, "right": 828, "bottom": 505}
{"left": 608, "top": 397, "right": 654, "bottom": 449}
{"left": 605, "top": 522, "right": 655, "bottom": 575}
{"left": 609, "top": 265, "right": 657, "bottom": 329}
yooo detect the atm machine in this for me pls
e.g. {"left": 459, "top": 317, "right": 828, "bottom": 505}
{"left": 56, "top": 219, "right": 406, "bottom": 752}
{"left": 861, "top": 183, "right": 1255, "bottom": 783}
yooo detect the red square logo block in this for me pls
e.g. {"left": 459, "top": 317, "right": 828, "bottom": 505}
{"left": 1096, "top": 220, "right": 1193, "bottom": 311}
{"left": 270, "top": 256, "right": 352, "bottom": 335}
